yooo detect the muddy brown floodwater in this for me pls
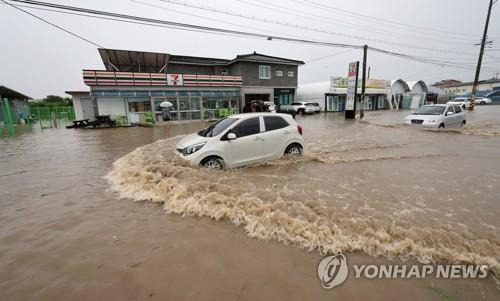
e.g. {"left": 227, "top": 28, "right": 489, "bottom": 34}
{"left": 1, "top": 107, "right": 500, "bottom": 300}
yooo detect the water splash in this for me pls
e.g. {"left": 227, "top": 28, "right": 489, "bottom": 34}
{"left": 105, "top": 137, "right": 500, "bottom": 270}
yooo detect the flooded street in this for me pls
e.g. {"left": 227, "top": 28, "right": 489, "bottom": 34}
{"left": 1, "top": 107, "right": 500, "bottom": 300}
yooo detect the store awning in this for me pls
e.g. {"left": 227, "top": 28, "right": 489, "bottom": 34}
{"left": 98, "top": 48, "right": 170, "bottom": 73}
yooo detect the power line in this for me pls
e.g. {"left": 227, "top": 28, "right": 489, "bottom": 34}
{"left": 293, "top": 0, "right": 480, "bottom": 38}
{"left": 305, "top": 49, "right": 356, "bottom": 63}
{"left": 240, "top": 0, "right": 474, "bottom": 46}
{"left": 1, "top": 0, "right": 103, "bottom": 47}
{"left": 154, "top": 0, "right": 477, "bottom": 55}
{"left": 130, "top": 0, "right": 323, "bottom": 42}
{"left": 1, "top": 2, "right": 271, "bottom": 41}
{"left": 369, "top": 46, "right": 497, "bottom": 72}
{"left": 7, "top": 0, "right": 362, "bottom": 49}
{"left": 6, "top": 0, "right": 496, "bottom": 72}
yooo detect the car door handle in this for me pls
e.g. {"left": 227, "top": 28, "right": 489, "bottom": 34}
{"left": 254, "top": 137, "right": 263, "bottom": 141}
{"left": 283, "top": 131, "right": 291, "bottom": 134}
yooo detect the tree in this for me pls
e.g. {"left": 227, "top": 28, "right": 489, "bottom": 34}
{"left": 30, "top": 95, "right": 73, "bottom": 107}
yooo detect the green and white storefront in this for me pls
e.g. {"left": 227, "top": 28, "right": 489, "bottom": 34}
{"left": 80, "top": 70, "right": 243, "bottom": 123}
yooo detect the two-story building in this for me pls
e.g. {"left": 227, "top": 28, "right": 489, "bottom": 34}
{"left": 73, "top": 48, "right": 304, "bottom": 123}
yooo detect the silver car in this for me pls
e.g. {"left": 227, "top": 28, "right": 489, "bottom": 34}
{"left": 405, "top": 104, "right": 466, "bottom": 128}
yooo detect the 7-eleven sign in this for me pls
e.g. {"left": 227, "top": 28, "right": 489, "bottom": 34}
{"left": 167, "top": 74, "right": 183, "bottom": 86}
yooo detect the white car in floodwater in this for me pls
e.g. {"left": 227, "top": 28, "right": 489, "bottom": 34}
{"left": 176, "top": 113, "right": 304, "bottom": 169}
{"left": 448, "top": 97, "right": 492, "bottom": 109}
{"left": 404, "top": 104, "right": 466, "bottom": 128}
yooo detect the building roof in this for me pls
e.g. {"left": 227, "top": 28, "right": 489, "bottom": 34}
{"left": 444, "top": 78, "right": 500, "bottom": 88}
{"left": 97, "top": 48, "right": 304, "bottom": 72}
{"left": 229, "top": 52, "right": 305, "bottom": 65}
{"left": 0, "top": 85, "right": 32, "bottom": 100}
{"left": 432, "top": 79, "right": 461, "bottom": 86}
{"left": 427, "top": 85, "right": 445, "bottom": 95}
{"left": 65, "top": 91, "right": 90, "bottom": 96}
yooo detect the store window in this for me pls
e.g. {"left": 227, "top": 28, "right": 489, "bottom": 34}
{"left": 276, "top": 71, "right": 283, "bottom": 77}
{"left": 288, "top": 71, "right": 294, "bottom": 77}
{"left": 202, "top": 97, "right": 239, "bottom": 120}
{"left": 153, "top": 97, "right": 178, "bottom": 121}
{"left": 127, "top": 97, "right": 151, "bottom": 112}
{"left": 259, "top": 66, "right": 271, "bottom": 79}
{"left": 127, "top": 97, "right": 152, "bottom": 123}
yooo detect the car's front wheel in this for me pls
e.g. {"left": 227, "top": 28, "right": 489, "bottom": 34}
{"left": 438, "top": 123, "right": 445, "bottom": 129}
{"left": 200, "top": 156, "right": 225, "bottom": 170}
{"left": 285, "top": 144, "right": 303, "bottom": 156}
{"left": 460, "top": 120, "right": 466, "bottom": 128}
{"left": 480, "top": 101, "right": 486, "bottom": 105}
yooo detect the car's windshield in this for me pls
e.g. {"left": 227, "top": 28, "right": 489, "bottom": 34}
{"left": 414, "top": 106, "right": 445, "bottom": 115}
{"left": 198, "top": 117, "right": 238, "bottom": 137}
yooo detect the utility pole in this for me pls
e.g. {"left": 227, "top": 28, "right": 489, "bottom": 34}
{"left": 360, "top": 45, "right": 368, "bottom": 119}
{"left": 470, "top": 0, "right": 494, "bottom": 111}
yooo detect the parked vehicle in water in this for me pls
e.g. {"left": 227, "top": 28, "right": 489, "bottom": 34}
{"left": 474, "top": 97, "right": 492, "bottom": 105}
{"left": 276, "top": 104, "right": 297, "bottom": 117}
{"left": 176, "top": 113, "right": 304, "bottom": 169}
{"left": 448, "top": 97, "right": 471, "bottom": 110}
{"left": 448, "top": 97, "right": 492, "bottom": 109}
{"left": 291, "top": 102, "right": 316, "bottom": 114}
{"left": 310, "top": 102, "right": 321, "bottom": 113}
{"left": 404, "top": 104, "right": 466, "bottom": 128}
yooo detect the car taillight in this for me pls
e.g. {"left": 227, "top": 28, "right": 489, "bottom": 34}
{"left": 297, "top": 125, "right": 303, "bottom": 135}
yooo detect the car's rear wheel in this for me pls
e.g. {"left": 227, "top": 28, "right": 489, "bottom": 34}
{"left": 285, "top": 144, "right": 303, "bottom": 156}
{"left": 480, "top": 101, "right": 486, "bottom": 105}
{"left": 438, "top": 123, "right": 445, "bottom": 129}
{"left": 200, "top": 156, "right": 224, "bottom": 170}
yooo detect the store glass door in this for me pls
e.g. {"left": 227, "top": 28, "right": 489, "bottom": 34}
{"left": 327, "top": 95, "right": 341, "bottom": 111}
{"left": 178, "top": 97, "right": 202, "bottom": 120}
{"left": 190, "top": 97, "right": 201, "bottom": 120}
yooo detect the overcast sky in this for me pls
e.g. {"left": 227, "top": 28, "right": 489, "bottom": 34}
{"left": 1, "top": 0, "right": 499, "bottom": 98}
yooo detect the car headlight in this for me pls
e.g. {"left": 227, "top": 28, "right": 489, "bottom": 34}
{"left": 183, "top": 142, "right": 206, "bottom": 156}
{"left": 428, "top": 119, "right": 437, "bottom": 123}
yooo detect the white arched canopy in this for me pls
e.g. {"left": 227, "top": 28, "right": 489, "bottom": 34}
{"left": 391, "top": 79, "right": 410, "bottom": 94}
{"left": 389, "top": 79, "right": 410, "bottom": 110}
{"left": 407, "top": 80, "right": 428, "bottom": 109}
{"left": 407, "top": 80, "right": 428, "bottom": 94}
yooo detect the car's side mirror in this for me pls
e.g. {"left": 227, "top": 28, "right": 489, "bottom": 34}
{"left": 227, "top": 133, "right": 237, "bottom": 140}
{"left": 446, "top": 111, "right": 454, "bottom": 116}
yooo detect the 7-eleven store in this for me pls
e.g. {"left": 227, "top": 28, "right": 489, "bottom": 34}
{"left": 80, "top": 70, "right": 242, "bottom": 123}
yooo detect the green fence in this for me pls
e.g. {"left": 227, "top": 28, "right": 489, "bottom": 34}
{"left": 1, "top": 99, "right": 16, "bottom": 136}
{"left": 30, "top": 106, "right": 75, "bottom": 129}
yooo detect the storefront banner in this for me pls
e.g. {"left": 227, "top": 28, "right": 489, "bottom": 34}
{"left": 331, "top": 77, "right": 390, "bottom": 89}
{"left": 346, "top": 62, "right": 359, "bottom": 111}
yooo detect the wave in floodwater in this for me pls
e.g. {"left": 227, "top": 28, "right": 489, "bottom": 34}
{"left": 369, "top": 122, "right": 500, "bottom": 137}
{"left": 105, "top": 137, "right": 500, "bottom": 271}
